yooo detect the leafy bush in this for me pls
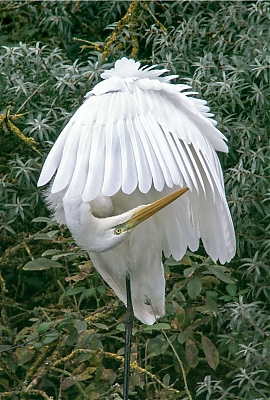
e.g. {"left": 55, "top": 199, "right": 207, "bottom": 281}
{"left": 0, "top": 1, "right": 269, "bottom": 399}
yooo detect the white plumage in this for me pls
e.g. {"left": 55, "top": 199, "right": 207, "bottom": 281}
{"left": 38, "top": 57, "right": 235, "bottom": 325}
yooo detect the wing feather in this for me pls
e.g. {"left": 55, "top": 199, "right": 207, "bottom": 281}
{"left": 144, "top": 90, "right": 189, "bottom": 188}
{"left": 115, "top": 92, "right": 137, "bottom": 194}
{"left": 37, "top": 121, "right": 74, "bottom": 187}
{"left": 126, "top": 117, "right": 152, "bottom": 193}
{"left": 182, "top": 141, "right": 206, "bottom": 195}
{"left": 140, "top": 114, "right": 173, "bottom": 188}
{"left": 102, "top": 120, "right": 115, "bottom": 195}
{"left": 133, "top": 116, "right": 164, "bottom": 191}
{"left": 173, "top": 133, "right": 199, "bottom": 191}
{"left": 102, "top": 121, "right": 122, "bottom": 197}
{"left": 149, "top": 117, "right": 181, "bottom": 186}
{"left": 51, "top": 122, "right": 81, "bottom": 193}
{"left": 83, "top": 122, "right": 105, "bottom": 201}
{"left": 118, "top": 118, "right": 137, "bottom": 194}
{"left": 66, "top": 122, "right": 94, "bottom": 198}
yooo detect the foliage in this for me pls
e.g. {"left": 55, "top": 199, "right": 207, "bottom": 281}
{"left": 0, "top": 1, "right": 269, "bottom": 399}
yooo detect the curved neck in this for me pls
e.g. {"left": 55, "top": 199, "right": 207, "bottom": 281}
{"left": 62, "top": 196, "right": 132, "bottom": 252}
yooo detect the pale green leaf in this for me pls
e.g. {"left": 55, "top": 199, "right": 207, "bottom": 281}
{"left": 23, "top": 258, "right": 62, "bottom": 270}
{"left": 187, "top": 278, "right": 201, "bottom": 299}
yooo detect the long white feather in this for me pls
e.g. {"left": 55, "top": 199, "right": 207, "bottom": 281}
{"left": 51, "top": 123, "right": 81, "bottom": 193}
{"left": 66, "top": 122, "right": 93, "bottom": 198}
{"left": 37, "top": 121, "right": 74, "bottom": 187}
{"left": 126, "top": 117, "right": 152, "bottom": 193}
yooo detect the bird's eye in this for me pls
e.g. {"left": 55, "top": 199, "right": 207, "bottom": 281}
{"left": 114, "top": 227, "right": 122, "bottom": 235}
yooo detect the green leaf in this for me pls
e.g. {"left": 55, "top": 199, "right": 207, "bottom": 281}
{"left": 34, "top": 343, "right": 43, "bottom": 351}
{"left": 23, "top": 258, "right": 62, "bottom": 270}
{"left": 89, "top": 339, "right": 103, "bottom": 350}
{"left": 42, "top": 249, "right": 61, "bottom": 256}
{"left": 32, "top": 217, "right": 55, "bottom": 224}
{"left": 56, "top": 318, "right": 75, "bottom": 331}
{"left": 178, "top": 331, "right": 190, "bottom": 344}
{"left": 97, "top": 286, "right": 105, "bottom": 294}
{"left": 185, "top": 339, "right": 198, "bottom": 368}
{"left": 163, "top": 373, "right": 170, "bottom": 386}
{"left": 34, "top": 230, "right": 59, "bottom": 240}
{"left": 92, "top": 323, "right": 109, "bottom": 330}
{"left": 66, "top": 329, "right": 78, "bottom": 346}
{"left": 207, "top": 266, "right": 234, "bottom": 284}
{"left": 185, "top": 306, "right": 196, "bottom": 325}
{"left": 188, "top": 317, "right": 211, "bottom": 330}
{"left": 143, "top": 323, "right": 171, "bottom": 331}
{"left": 43, "top": 332, "right": 59, "bottom": 344}
{"left": 205, "top": 295, "right": 219, "bottom": 313}
{"left": 180, "top": 255, "right": 193, "bottom": 266}
{"left": 64, "top": 287, "right": 85, "bottom": 296}
{"left": 37, "top": 322, "right": 53, "bottom": 334}
{"left": 164, "top": 256, "right": 180, "bottom": 266}
{"left": 47, "top": 230, "right": 59, "bottom": 238}
{"left": 176, "top": 305, "right": 185, "bottom": 326}
{"left": 164, "top": 264, "right": 170, "bottom": 274}
{"left": 147, "top": 336, "right": 166, "bottom": 356}
{"left": 116, "top": 323, "right": 125, "bottom": 332}
{"left": 228, "top": 342, "right": 238, "bottom": 355}
{"left": 183, "top": 266, "right": 195, "bottom": 277}
{"left": 226, "top": 283, "right": 238, "bottom": 296}
{"left": 201, "top": 336, "right": 219, "bottom": 370}
{"left": 187, "top": 278, "right": 201, "bottom": 299}
{"left": 80, "top": 288, "right": 95, "bottom": 299}
{"left": 75, "top": 320, "right": 87, "bottom": 333}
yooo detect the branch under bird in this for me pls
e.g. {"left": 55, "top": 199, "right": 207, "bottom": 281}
{"left": 38, "top": 57, "right": 235, "bottom": 399}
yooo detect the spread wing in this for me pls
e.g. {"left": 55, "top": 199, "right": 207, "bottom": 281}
{"left": 38, "top": 77, "right": 227, "bottom": 198}
{"left": 38, "top": 60, "right": 235, "bottom": 264}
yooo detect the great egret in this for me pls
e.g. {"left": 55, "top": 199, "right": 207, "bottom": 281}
{"left": 38, "top": 57, "right": 235, "bottom": 399}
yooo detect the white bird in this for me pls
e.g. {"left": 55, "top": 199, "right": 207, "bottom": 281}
{"left": 38, "top": 57, "right": 235, "bottom": 397}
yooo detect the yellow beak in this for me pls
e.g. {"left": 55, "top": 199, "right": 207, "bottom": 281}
{"left": 126, "top": 187, "right": 188, "bottom": 230}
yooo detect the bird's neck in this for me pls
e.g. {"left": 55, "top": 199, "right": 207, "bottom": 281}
{"left": 62, "top": 195, "right": 132, "bottom": 253}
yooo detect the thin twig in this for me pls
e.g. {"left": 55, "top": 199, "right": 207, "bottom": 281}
{"left": 15, "top": 79, "right": 50, "bottom": 115}
{"left": 142, "top": 1, "right": 167, "bottom": 32}
{"left": 162, "top": 329, "right": 192, "bottom": 400}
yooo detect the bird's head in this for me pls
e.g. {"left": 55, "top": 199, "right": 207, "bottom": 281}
{"left": 100, "top": 188, "right": 188, "bottom": 251}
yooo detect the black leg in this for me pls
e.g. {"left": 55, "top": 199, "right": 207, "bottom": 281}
{"left": 123, "top": 273, "right": 134, "bottom": 400}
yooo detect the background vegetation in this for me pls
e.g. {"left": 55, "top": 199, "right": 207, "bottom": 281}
{"left": 0, "top": 1, "right": 269, "bottom": 399}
